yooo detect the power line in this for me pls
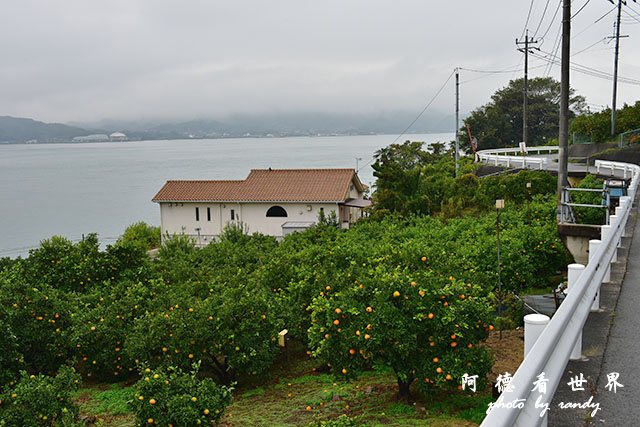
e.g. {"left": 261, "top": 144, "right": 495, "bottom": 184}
{"left": 572, "top": 5, "right": 617, "bottom": 40}
{"left": 532, "top": 50, "right": 640, "bottom": 85}
{"left": 521, "top": 0, "right": 537, "bottom": 40}
{"left": 571, "top": 0, "right": 592, "bottom": 19}
{"left": 539, "top": 0, "right": 563, "bottom": 41}
{"left": 572, "top": 37, "right": 608, "bottom": 57}
{"left": 356, "top": 69, "right": 456, "bottom": 173}
{"left": 533, "top": 0, "right": 553, "bottom": 38}
{"left": 622, "top": 8, "right": 640, "bottom": 23}
{"left": 545, "top": 22, "right": 563, "bottom": 76}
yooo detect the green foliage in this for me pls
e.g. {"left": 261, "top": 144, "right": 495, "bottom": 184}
{"left": 308, "top": 270, "right": 494, "bottom": 398}
{"left": 370, "top": 140, "right": 556, "bottom": 218}
{"left": 0, "top": 366, "right": 82, "bottom": 426}
{"left": 572, "top": 175, "right": 606, "bottom": 225}
{"left": 126, "top": 275, "right": 282, "bottom": 385}
{"left": 0, "top": 312, "right": 23, "bottom": 389}
{"left": 70, "top": 279, "right": 169, "bottom": 381}
{"left": 0, "top": 272, "right": 78, "bottom": 374}
{"left": 570, "top": 101, "right": 640, "bottom": 143}
{"left": 462, "top": 77, "right": 586, "bottom": 152}
{"left": 130, "top": 363, "right": 233, "bottom": 427}
{"left": 318, "top": 209, "right": 339, "bottom": 227}
{"left": 308, "top": 415, "right": 365, "bottom": 426}
{"left": 119, "top": 221, "right": 161, "bottom": 251}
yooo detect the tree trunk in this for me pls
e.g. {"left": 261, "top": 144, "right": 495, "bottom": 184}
{"left": 397, "top": 377, "right": 413, "bottom": 402}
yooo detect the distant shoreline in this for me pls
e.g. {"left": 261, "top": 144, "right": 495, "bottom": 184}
{"left": 0, "top": 132, "right": 453, "bottom": 146}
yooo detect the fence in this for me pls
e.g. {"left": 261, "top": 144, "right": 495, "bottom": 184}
{"left": 619, "top": 128, "right": 640, "bottom": 148}
{"left": 476, "top": 146, "right": 558, "bottom": 170}
{"left": 475, "top": 151, "right": 640, "bottom": 426}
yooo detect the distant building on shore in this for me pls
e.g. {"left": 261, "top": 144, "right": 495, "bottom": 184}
{"left": 72, "top": 134, "right": 109, "bottom": 142}
{"left": 152, "top": 168, "right": 371, "bottom": 245}
{"left": 109, "top": 132, "right": 128, "bottom": 141}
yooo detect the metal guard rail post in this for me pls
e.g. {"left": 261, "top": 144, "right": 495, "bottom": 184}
{"left": 477, "top": 146, "right": 559, "bottom": 171}
{"left": 480, "top": 194, "right": 634, "bottom": 427}
{"left": 474, "top": 151, "right": 640, "bottom": 427}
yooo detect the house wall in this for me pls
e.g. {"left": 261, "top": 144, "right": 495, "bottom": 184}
{"left": 159, "top": 201, "right": 339, "bottom": 243}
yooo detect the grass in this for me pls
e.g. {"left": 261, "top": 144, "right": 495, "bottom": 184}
{"left": 222, "top": 342, "right": 493, "bottom": 426}
{"left": 72, "top": 382, "right": 136, "bottom": 426}
{"left": 67, "top": 343, "right": 501, "bottom": 426}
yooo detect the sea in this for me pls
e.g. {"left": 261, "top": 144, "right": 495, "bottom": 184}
{"left": 0, "top": 133, "right": 453, "bottom": 258}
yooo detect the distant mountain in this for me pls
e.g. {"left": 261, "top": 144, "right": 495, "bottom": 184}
{"left": 1, "top": 111, "right": 454, "bottom": 144}
{"left": 0, "top": 116, "right": 89, "bottom": 143}
{"left": 84, "top": 111, "right": 453, "bottom": 139}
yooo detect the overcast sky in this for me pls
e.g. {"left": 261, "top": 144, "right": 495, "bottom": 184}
{"left": 1, "top": 0, "right": 639, "bottom": 127}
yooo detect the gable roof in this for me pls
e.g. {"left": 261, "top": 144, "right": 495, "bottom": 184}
{"left": 152, "top": 169, "right": 363, "bottom": 203}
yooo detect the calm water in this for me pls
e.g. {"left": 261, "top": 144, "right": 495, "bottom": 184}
{"left": 0, "top": 133, "right": 452, "bottom": 257}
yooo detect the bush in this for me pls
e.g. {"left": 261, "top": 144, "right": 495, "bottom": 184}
{"left": 0, "top": 270, "right": 78, "bottom": 374}
{"left": 572, "top": 175, "right": 605, "bottom": 225}
{"left": 0, "top": 366, "right": 82, "bottom": 426}
{"left": 308, "top": 415, "right": 365, "bottom": 426}
{"left": 0, "top": 313, "right": 23, "bottom": 389}
{"left": 130, "top": 363, "right": 232, "bottom": 427}
{"left": 120, "top": 222, "right": 161, "bottom": 251}
{"left": 308, "top": 269, "right": 494, "bottom": 400}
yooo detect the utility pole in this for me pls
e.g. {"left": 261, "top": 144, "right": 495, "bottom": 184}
{"left": 610, "top": 0, "right": 628, "bottom": 136}
{"left": 557, "top": 0, "right": 571, "bottom": 221}
{"left": 516, "top": 29, "right": 539, "bottom": 145}
{"left": 455, "top": 68, "right": 460, "bottom": 177}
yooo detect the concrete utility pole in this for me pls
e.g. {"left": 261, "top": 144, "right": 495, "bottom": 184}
{"left": 557, "top": 0, "right": 571, "bottom": 221}
{"left": 610, "top": 0, "right": 627, "bottom": 136}
{"left": 455, "top": 68, "right": 460, "bottom": 177}
{"left": 516, "top": 29, "right": 539, "bottom": 145}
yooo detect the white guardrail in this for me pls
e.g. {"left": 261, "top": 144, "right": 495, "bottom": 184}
{"left": 477, "top": 149, "right": 640, "bottom": 426}
{"left": 477, "top": 146, "right": 559, "bottom": 170}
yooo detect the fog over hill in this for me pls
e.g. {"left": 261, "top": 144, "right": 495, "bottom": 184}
{"left": 1, "top": 111, "right": 453, "bottom": 143}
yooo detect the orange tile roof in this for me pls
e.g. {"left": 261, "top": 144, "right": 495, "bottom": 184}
{"left": 152, "top": 169, "right": 361, "bottom": 202}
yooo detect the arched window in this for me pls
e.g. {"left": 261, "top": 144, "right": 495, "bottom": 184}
{"left": 266, "top": 205, "right": 288, "bottom": 217}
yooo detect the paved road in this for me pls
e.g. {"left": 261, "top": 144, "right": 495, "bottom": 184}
{"left": 593, "top": 213, "right": 640, "bottom": 425}
{"left": 548, "top": 204, "right": 638, "bottom": 426}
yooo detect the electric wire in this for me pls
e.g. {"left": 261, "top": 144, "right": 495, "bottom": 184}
{"left": 533, "top": 0, "right": 553, "bottom": 38}
{"left": 622, "top": 8, "right": 640, "bottom": 23}
{"left": 545, "top": 22, "right": 563, "bottom": 76}
{"left": 539, "top": 0, "right": 563, "bottom": 41}
{"left": 571, "top": 0, "right": 592, "bottom": 19}
{"left": 356, "top": 69, "right": 456, "bottom": 173}
{"left": 572, "top": 5, "right": 617, "bottom": 40}
{"left": 521, "top": 0, "right": 537, "bottom": 40}
{"left": 532, "top": 49, "right": 640, "bottom": 85}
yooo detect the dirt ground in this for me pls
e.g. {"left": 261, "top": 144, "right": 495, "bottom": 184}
{"left": 482, "top": 329, "right": 525, "bottom": 384}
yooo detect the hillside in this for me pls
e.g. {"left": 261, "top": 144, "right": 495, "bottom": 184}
{"left": 0, "top": 116, "right": 89, "bottom": 143}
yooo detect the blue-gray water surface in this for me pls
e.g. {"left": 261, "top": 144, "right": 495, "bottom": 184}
{"left": 0, "top": 133, "right": 452, "bottom": 257}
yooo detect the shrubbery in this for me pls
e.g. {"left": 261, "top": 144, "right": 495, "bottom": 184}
{"left": 570, "top": 101, "right": 640, "bottom": 143}
{"left": 130, "top": 363, "right": 232, "bottom": 426}
{"left": 0, "top": 366, "right": 82, "bottom": 427}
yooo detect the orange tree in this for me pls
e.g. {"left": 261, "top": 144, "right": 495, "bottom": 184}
{"left": 0, "top": 365, "right": 82, "bottom": 426}
{"left": 0, "top": 267, "right": 78, "bottom": 374}
{"left": 125, "top": 276, "right": 282, "bottom": 386}
{"left": 0, "top": 311, "right": 23, "bottom": 388}
{"left": 131, "top": 363, "right": 232, "bottom": 426}
{"left": 70, "top": 278, "right": 170, "bottom": 381}
{"left": 307, "top": 264, "right": 494, "bottom": 400}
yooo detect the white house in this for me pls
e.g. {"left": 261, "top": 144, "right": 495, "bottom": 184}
{"left": 152, "top": 168, "right": 371, "bottom": 245}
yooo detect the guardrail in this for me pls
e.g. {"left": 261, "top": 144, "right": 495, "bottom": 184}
{"left": 477, "top": 146, "right": 559, "bottom": 170}
{"left": 476, "top": 151, "right": 640, "bottom": 426}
